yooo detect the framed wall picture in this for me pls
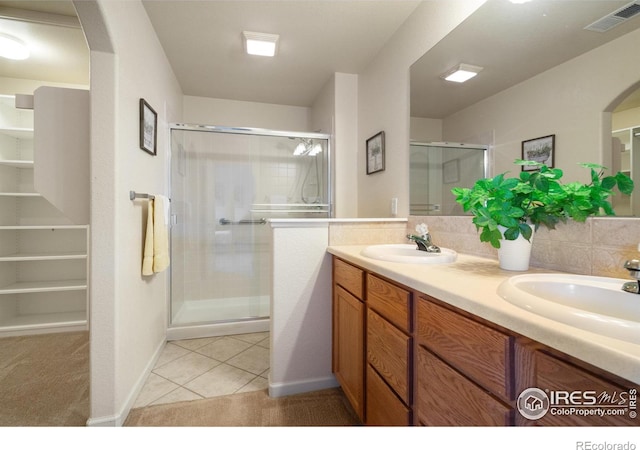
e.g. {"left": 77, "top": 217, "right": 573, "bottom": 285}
{"left": 139, "top": 98, "right": 157, "bottom": 156}
{"left": 522, "top": 134, "right": 554, "bottom": 171}
{"left": 366, "top": 131, "right": 385, "bottom": 174}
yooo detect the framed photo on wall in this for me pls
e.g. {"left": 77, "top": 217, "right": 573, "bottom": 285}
{"left": 139, "top": 98, "right": 157, "bottom": 156}
{"left": 366, "top": 131, "right": 385, "bottom": 175}
{"left": 522, "top": 134, "right": 554, "bottom": 171}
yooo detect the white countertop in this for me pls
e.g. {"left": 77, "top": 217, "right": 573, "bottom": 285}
{"left": 327, "top": 245, "right": 640, "bottom": 385}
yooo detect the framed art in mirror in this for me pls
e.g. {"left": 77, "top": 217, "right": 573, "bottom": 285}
{"left": 522, "top": 134, "right": 554, "bottom": 171}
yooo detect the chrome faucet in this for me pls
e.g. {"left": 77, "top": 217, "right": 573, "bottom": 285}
{"left": 407, "top": 234, "right": 441, "bottom": 253}
{"left": 622, "top": 258, "right": 640, "bottom": 294}
{"left": 407, "top": 223, "right": 441, "bottom": 253}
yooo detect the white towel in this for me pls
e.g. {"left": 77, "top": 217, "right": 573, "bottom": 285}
{"left": 141, "top": 195, "right": 170, "bottom": 276}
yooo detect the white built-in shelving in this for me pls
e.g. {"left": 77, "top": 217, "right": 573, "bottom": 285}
{"left": 0, "top": 94, "right": 88, "bottom": 336}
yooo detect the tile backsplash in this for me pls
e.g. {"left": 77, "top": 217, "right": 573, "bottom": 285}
{"left": 408, "top": 216, "right": 640, "bottom": 279}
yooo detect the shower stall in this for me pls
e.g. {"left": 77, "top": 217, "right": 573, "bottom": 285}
{"left": 168, "top": 125, "right": 331, "bottom": 339}
{"left": 410, "top": 142, "right": 487, "bottom": 215}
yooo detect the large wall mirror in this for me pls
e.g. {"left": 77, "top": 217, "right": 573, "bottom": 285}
{"left": 410, "top": 0, "right": 640, "bottom": 216}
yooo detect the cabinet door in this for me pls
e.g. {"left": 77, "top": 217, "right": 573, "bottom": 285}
{"left": 333, "top": 285, "right": 365, "bottom": 420}
{"left": 416, "top": 347, "right": 513, "bottom": 426}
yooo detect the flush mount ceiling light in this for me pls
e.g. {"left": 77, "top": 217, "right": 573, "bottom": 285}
{"left": 0, "top": 33, "right": 29, "bottom": 60}
{"left": 243, "top": 31, "right": 279, "bottom": 57}
{"left": 441, "top": 63, "right": 483, "bottom": 83}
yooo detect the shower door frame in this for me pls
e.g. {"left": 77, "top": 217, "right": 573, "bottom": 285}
{"left": 167, "top": 123, "right": 332, "bottom": 338}
{"left": 410, "top": 141, "right": 489, "bottom": 215}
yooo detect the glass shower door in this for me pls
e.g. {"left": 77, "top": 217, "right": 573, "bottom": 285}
{"left": 410, "top": 143, "right": 487, "bottom": 215}
{"left": 169, "top": 127, "right": 329, "bottom": 326}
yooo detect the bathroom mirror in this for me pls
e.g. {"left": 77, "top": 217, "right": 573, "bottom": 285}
{"left": 410, "top": 0, "right": 640, "bottom": 216}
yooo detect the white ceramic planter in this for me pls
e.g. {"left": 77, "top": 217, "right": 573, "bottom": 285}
{"left": 497, "top": 226, "right": 534, "bottom": 271}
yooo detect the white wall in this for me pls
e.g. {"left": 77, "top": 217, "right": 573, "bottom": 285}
{"left": 310, "top": 72, "right": 359, "bottom": 218}
{"left": 443, "top": 27, "right": 640, "bottom": 183}
{"left": 357, "top": 0, "right": 486, "bottom": 218}
{"left": 410, "top": 116, "right": 442, "bottom": 143}
{"left": 183, "top": 95, "right": 310, "bottom": 131}
{"left": 76, "top": 0, "right": 183, "bottom": 425}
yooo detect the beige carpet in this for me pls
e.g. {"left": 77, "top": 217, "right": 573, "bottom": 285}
{"left": 125, "top": 387, "right": 362, "bottom": 427}
{"left": 0, "top": 331, "right": 89, "bottom": 426}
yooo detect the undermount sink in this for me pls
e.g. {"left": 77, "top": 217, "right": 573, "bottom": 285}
{"left": 361, "top": 244, "right": 457, "bottom": 264}
{"left": 497, "top": 273, "right": 640, "bottom": 344}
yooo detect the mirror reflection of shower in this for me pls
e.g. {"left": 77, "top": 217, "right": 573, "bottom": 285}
{"left": 410, "top": 142, "right": 487, "bottom": 216}
{"left": 169, "top": 126, "right": 331, "bottom": 338}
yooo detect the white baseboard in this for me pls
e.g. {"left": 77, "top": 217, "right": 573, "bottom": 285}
{"left": 85, "top": 335, "right": 166, "bottom": 427}
{"left": 268, "top": 374, "right": 339, "bottom": 398}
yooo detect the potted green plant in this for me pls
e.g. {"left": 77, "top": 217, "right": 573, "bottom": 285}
{"left": 451, "top": 160, "right": 634, "bottom": 270}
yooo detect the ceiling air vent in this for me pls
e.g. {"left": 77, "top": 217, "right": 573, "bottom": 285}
{"left": 584, "top": 1, "right": 640, "bottom": 32}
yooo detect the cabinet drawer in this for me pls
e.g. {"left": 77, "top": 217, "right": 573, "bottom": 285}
{"left": 367, "top": 309, "right": 411, "bottom": 404}
{"left": 417, "top": 297, "right": 513, "bottom": 401}
{"left": 416, "top": 347, "right": 513, "bottom": 426}
{"left": 334, "top": 258, "right": 364, "bottom": 299}
{"left": 525, "top": 351, "right": 639, "bottom": 426}
{"left": 367, "top": 274, "right": 411, "bottom": 332}
{"left": 366, "top": 364, "right": 411, "bottom": 426}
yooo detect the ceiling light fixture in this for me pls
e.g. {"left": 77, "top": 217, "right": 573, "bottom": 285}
{"left": 441, "top": 63, "right": 483, "bottom": 83}
{"left": 243, "top": 31, "right": 279, "bottom": 57}
{"left": 0, "top": 33, "right": 29, "bottom": 60}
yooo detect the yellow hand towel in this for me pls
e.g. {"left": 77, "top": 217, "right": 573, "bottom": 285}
{"left": 152, "top": 195, "right": 170, "bottom": 273}
{"left": 142, "top": 199, "right": 154, "bottom": 276}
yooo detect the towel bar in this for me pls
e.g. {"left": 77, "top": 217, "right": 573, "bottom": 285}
{"left": 130, "top": 191, "right": 155, "bottom": 201}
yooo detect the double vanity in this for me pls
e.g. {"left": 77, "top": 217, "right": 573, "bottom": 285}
{"left": 328, "top": 243, "right": 640, "bottom": 426}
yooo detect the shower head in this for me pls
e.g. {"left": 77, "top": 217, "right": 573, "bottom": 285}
{"left": 293, "top": 138, "right": 322, "bottom": 156}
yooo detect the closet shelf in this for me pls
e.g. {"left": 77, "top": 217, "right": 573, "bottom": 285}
{"left": 0, "top": 311, "right": 86, "bottom": 333}
{"left": 0, "top": 225, "right": 88, "bottom": 230}
{"left": 0, "top": 127, "right": 34, "bottom": 139}
{"left": 0, "top": 279, "right": 87, "bottom": 295}
{"left": 0, "top": 192, "right": 41, "bottom": 197}
{"left": 0, "top": 159, "right": 34, "bottom": 168}
{"left": 0, "top": 252, "right": 87, "bottom": 262}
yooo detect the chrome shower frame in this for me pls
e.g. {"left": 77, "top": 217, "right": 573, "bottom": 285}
{"left": 166, "top": 123, "right": 333, "bottom": 341}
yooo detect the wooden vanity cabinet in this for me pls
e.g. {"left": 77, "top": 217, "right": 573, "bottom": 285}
{"left": 415, "top": 295, "right": 515, "bottom": 426}
{"left": 332, "top": 257, "right": 413, "bottom": 425}
{"left": 332, "top": 255, "right": 639, "bottom": 427}
{"left": 332, "top": 258, "right": 365, "bottom": 421}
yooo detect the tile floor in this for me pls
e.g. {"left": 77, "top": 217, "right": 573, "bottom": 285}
{"left": 133, "top": 332, "right": 270, "bottom": 408}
